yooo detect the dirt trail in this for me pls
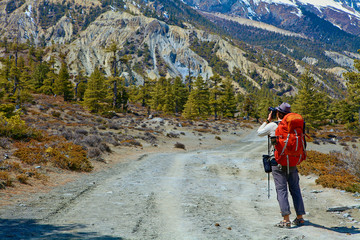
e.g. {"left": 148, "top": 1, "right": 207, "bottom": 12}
{"left": 1, "top": 131, "right": 360, "bottom": 239}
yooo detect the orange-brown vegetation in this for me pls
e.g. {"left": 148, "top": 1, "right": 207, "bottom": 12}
{"left": 194, "top": 128, "right": 213, "bottom": 133}
{"left": 0, "top": 171, "right": 13, "bottom": 188}
{"left": 13, "top": 136, "right": 93, "bottom": 172}
{"left": 16, "top": 173, "right": 29, "bottom": 184}
{"left": 298, "top": 150, "right": 360, "bottom": 192}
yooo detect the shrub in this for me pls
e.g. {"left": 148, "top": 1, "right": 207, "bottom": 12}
{"left": 120, "top": 139, "right": 142, "bottom": 147}
{"left": 14, "top": 140, "right": 48, "bottom": 165}
{"left": 14, "top": 136, "right": 93, "bottom": 172}
{"left": 195, "top": 128, "right": 212, "bottom": 133}
{"left": 99, "top": 142, "right": 111, "bottom": 153}
{"left": 166, "top": 132, "right": 180, "bottom": 138}
{"left": 298, "top": 150, "right": 360, "bottom": 192}
{"left": 0, "top": 171, "right": 13, "bottom": 188}
{"left": 49, "top": 142, "right": 92, "bottom": 171}
{"left": 102, "top": 135, "right": 119, "bottom": 146}
{"left": 8, "top": 161, "right": 24, "bottom": 173}
{"left": 16, "top": 173, "right": 29, "bottom": 184}
{"left": 27, "top": 169, "right": 47, "bottom": 181}
{"left": 109, "top": 123, "right": 121, "bottom": 130}
{"left": 83, "top": 135, "right": 102, "bottom": 147}
{"left": 98, "top": 125, "right": 107, "bottom": 130}
{"left": 174, "top": 142, "right": 186, "bottom": 150}
{"left": 0, "top": 103, "right": 16, "bottom": 118}
{"left": 88, "top": 147, "right": 101, "bottom": 158}
{"left": 62, "top": 129, "right": 74, "bottom": 140}
{"left": 0, "top": 137, "right": 11, "bottom": 149}
{"left": 51, "top": 111, "right": 61, "bottom": 118}
{"left": 101, "top": 111, "right": 117, "bottom": 119}
{"left": 0, "top": 113, "right": 42, "bottom": 140}
{"left": 75, "top": 128, "right": 88, "bottom": 136}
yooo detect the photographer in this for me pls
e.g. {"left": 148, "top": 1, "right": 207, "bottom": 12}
{"left": 257, "top": 103, "right": 305, "bottom": 228}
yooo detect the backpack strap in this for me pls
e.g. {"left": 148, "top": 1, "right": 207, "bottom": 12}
{"left": 295, "top": 129, "right": 298, "bottom": 151}
{"left": 286, "top": 155, "right": 290, "bottom": 174}
{"left": 279, "top": 133, "right": 290, "bottom": 156}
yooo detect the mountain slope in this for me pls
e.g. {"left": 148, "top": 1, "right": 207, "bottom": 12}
{"left": 183, "top": 0, "right": 360, "bottom": 37}
{"left": 0, "top": 0, "right": 351, "bottom": 98}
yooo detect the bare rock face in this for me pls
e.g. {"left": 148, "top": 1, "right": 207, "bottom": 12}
{"left": 0, "top": 1, "right": 42, "bottom": 44}
{"left": 61, "top": 10, "right": 287, "bottom": 90}
{"left": 46, "top": 16, "right": 74, "bottom": 45}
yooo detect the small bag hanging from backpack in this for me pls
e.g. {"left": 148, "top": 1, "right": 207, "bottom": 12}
{"left": 262, "top": 154, "right": 278, "bottom": 173}
{"left": 262, "top": 136, "right": 279, "bottom": 173}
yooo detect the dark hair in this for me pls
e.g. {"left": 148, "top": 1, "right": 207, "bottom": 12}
{"left": 277, "top": 111, "right": 288, "bottom": 119}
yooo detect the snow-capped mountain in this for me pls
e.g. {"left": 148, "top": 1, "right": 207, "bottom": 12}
{"left": 183, "top": 0, "right": 360, "bottom": 36}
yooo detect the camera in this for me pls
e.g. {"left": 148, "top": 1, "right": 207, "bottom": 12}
{"left": 268, "top": 107, "right": 277, "bottom": 119}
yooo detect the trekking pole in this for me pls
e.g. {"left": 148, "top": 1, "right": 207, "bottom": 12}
{"left": 268, "top": 172, "right": 270, "bottom": 199}
{"left": 267, "top": 135, "right": 270, "bottom": 199}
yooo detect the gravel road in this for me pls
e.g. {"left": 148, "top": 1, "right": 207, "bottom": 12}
{"left": 1, "top": 131, "right": 360, "bottom": 239}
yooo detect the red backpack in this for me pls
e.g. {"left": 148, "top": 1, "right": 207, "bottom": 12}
{"left": 275, "top": 113, "right": 306, "bottom": 168}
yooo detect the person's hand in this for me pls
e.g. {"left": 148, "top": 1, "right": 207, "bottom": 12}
{"left": 267, "top": 111, "right": 272, "bottom": 123}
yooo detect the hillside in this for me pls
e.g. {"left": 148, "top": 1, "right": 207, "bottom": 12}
{"left": 182, "top": 0, "right": 360, "bottom": 36}
{"left": 0, "top": 0, "right": 352, "bottom": 98}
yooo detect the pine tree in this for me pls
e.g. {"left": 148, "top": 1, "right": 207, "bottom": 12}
{"left": 332, "top": 99, "right": 354, "bottom": 124}
{"left": 209, "top": 74, "right": 222, "bottom": 120}
{"left": 119, "top": 55, "right": 132, "bottom": 85}
{"left": 40, "top": 57, "right": 57, "bottom": 95}
{"left": 54, "top": 62, "right": 73, "bottom": 101}
{"left": 19, "top": 56, "right": 33, "bottom": 97}
{"left": 172, "top": 77, "right": 188, "bottom": 114}
{"left": 243, "top": 93, "right": 257, "bottom": 120}
{"left": 32, "top": 62, "right": 50, "bottom": 90}
{"left": 160, "top": 78, "right": 174, "bottom": 114}
{"left": 41, "top": 70, "right": 57, "bottom": 95}
{"left": 106, "top": 76, "right": 128, "bottom": 112}
{"left": 150, "top": 77, "right": 167, "bottom": 111}
{"left": 105, "top": 41, "right": 120, "bottom": 77}
{"left": 256, "top": 87, "right": 279, "bottom": 121}
{"left": 219, "top": 78, "right": 237, "bottom": 118}
{"left": 84, "top": 68, "right": 107, "bottom": 113}
{"left": 343, "top": 56, "right": 360, "bottom": 125}
{"left": 106, "top": 42, "right": 124, "bottom": 108}
{"left": 9, "top": 59, "right": 21, "bottom": 104}
{"left": 182, "top": 93, "right": 199, "bottom": 119}
{"left": 0, "top": 57, "right": 12, "bottom": 95}
{"left": 183, "top": 76, "right": 210, "bottom": 119}
{"left": 194, "top": 75, "right": 210, "bottom": 118}
{"left": 74, "top": 71, "right": 87, "bottom": 101}
{"left": 292, "top": 72, "right": 328, "bottom": 128}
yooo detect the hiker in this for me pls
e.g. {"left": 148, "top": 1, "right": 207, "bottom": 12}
{"left": 257, "top": 102, "right": 306, "bottom": 228}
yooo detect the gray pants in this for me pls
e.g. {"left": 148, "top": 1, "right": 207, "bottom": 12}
{"left": 272, "top": 165, "right": 305, "bottom": 217}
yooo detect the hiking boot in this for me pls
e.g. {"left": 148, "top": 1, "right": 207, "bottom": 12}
{"left": 292, "top": 218, "right": 305, "bottom": 226}
{"left": 275, "top": 220, "right": 291, "bottom": 228}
